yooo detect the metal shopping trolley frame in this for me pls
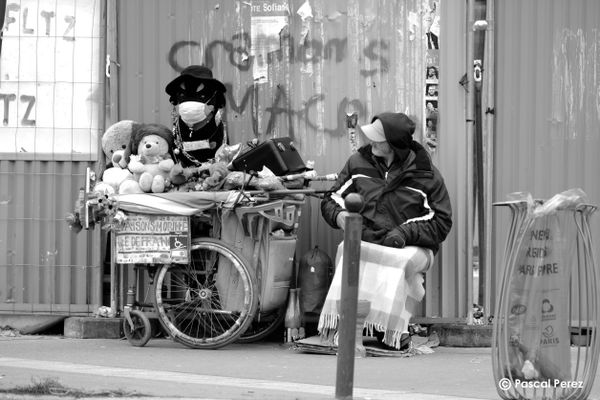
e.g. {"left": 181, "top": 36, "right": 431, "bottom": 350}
{"left": 102, "top": 189, "right": 314, "bottom": 349}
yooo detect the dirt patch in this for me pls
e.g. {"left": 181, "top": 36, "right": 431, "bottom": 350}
{"left": 0, "top": 377, "right": 146, "bottom": 398}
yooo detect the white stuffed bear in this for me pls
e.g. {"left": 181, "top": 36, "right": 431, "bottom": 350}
{"left": 98, "top": 120, "right": 143, "bottom": 194}
{"left": 126, "top": 123, "right": 176, "bottom": 193}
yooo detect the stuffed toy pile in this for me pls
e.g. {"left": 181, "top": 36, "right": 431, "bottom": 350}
{"left": 90, "top": 66, "right": 308, "bottom": 197}
{"left": 95, "top": 120, "right": 143, "bottom": 195}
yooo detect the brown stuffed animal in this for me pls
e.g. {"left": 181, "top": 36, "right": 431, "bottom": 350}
{"left": 98, "top": 120, "right": 143, "bottom": 194}
{"left": 126, "top": 123, "right": 176, "bottom": 193}
{"left": 201, "top": 162, "right": 229, "bottom": 191}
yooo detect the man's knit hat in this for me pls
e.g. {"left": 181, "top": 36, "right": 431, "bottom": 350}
{"left": 366, "top": 112, "right": 416, "bottom": 161}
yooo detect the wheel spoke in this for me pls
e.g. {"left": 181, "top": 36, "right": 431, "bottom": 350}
{"left": 154, "top": 238, "right": 257, "bottom": 349}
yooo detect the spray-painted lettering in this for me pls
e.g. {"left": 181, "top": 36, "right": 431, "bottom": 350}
{"left": 0, "top": 93, "right": 36, "bottom": 126}
{"left": 168, "top": 34, "right": 387, "bottom": 76}
{"left": 167, "top": 33, "right": 385, "bottom": 137}
{"left": 224, "top": 83, "right": 366, "bottom": 138}
{"left": 3, "top": 3, "right": 75, "bottom": 40}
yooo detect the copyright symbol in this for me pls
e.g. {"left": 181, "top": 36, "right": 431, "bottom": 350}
{"left": 498, "top": 378, "right": 512, "bottom": 390}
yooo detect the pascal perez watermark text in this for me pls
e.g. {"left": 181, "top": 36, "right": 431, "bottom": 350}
{"left": 498, "top": 378, "right": 584, "bottom": 390}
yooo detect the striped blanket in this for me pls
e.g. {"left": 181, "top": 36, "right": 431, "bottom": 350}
{"left": 318, "top": 241, "right": 434, "bottom": 350}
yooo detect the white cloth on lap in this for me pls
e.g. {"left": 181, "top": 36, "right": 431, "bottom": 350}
{"left": 318, "top": 241, "right": 434, "bottom": 350}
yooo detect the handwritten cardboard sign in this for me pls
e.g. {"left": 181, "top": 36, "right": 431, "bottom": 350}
{"left": 115, "top": 214, "right": 190, "bottom": 264}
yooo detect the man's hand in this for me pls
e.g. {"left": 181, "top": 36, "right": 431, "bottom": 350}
{"left": 336, "top": 211, "right": 350, "bottom": 230}
{"left": 382, "top": 228, "right": 406, "bottom": 248}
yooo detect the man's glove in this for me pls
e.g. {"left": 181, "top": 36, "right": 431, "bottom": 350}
{"left": 362, "top": 228, "right": 387, "bottom": 244}
{"left": 382, "top": 228, "right": 406, "bottom": 248}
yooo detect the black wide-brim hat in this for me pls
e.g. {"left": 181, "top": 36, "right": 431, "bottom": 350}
{"left": 165, "top": 65, "right": 227, "bottom": 104}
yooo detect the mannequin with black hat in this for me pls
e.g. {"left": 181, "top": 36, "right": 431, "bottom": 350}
{"left": 165, "top": 65, "right": 228, "bottom": 167}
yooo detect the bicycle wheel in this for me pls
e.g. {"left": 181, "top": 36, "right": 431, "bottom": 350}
{"left": 237, "top": 305, "right": 286, "bottom": 343}
{"left": 123, "top": 309, "right": 152, "bottom": 347}
{"left": 154, "top": 238, "right": 258, "bottom": 349}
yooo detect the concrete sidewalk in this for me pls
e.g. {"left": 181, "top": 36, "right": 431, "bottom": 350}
{"left": 0, "top": 334, "right": 598, "bottom": 400}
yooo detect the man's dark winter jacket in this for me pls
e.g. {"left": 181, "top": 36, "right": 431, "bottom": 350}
{"left": 321, "top": 113, "right": 452, "bottom": 254}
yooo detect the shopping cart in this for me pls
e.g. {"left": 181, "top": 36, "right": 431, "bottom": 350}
{"left": 107, "top": 188, "right": 314, "bottom": 349}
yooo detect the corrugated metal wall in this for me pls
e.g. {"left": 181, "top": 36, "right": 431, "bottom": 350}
{"left": 493, "top": 0, "right": 600, "bottom": 302}
{"left": 430, "top": 0, "right": 469, "bottom": 321}
{"left": 115, "top": 0, "right": 471, "bottom": 320}
{"left": 0, "top": 161, "right": 102, "bottom": 314}
{"left": 0, "top": 0, "right": 106, "bottom": 318}
{"left": 5, "top": 0, "right": 597, "bottom": 324}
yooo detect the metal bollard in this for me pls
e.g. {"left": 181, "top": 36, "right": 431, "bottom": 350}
{"left": 335, "top": 193, "right": 364, "bottom": 400}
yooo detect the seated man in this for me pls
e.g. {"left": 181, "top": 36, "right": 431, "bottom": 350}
{"left": 319, "top": 112, "right": 452, "bottom": 350}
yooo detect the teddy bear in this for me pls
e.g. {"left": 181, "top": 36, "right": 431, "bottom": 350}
{"left": 200, "top": 162, "right": 229, "bottom": 191}
{"left": 168, "top": 163, "right": 198, "bottom": 187}
{"left": 97, "top": 120, "right": 143, "bottom": 194}
{"left": 126, "top": 123, "right": 177, "bottom": 193}
{"left": 165, "top": 161, "right": 229, "bottom": 192}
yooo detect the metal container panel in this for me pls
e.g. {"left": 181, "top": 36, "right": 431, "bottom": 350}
{"left": 115, "top": 0, "right": 470, "bottom": 320}
{"left": 493, "top": 0, "right": 600, "bottom": 312}
{"left": 0, "top": 161, "right": 103, "bottom": 315}
{"left": 424, "top": 0, "right": 470, "bottom": 322}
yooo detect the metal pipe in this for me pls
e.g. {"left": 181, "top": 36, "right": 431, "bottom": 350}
{"left": 105, "top": 1, "right": 119, "bottom": 315}
{"left": 465, "top": 0, "right": 476, "bottom": 324}
{"left": 245, "top": 188, "right": 332, "bottom": 196}
{"left": 482, "top": 0, "right": 495, "bottom": 319}
{"left": 105, "top": 0, "right": 119, "bottom": 126}
{"left": 0, "top": 0, "right": 7, "bottom": 56}
{"left": 110, "top": 231, "right": 118, "bottom": 317}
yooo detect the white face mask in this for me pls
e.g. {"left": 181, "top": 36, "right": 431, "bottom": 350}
{"left": 178, "top": 101, "right": 215, "bottom": 128}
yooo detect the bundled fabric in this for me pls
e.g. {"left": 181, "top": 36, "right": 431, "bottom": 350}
{"left": 318, "top": 241, "right": 434, "bottom": 350}
{"left": 113, "top": 191, "right": 243, "bottom": 215}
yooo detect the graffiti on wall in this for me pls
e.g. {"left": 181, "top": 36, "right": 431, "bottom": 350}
{"left": 222, "top": 82, "right": 367, "bottom": 139}
{"left": 0, "top": 93, "right": 35, "bottom": 126}
{"left": 1, "top": 2, "right": 76, "bottom": 127}
{"left": 2, "top": 2, "right": 76, "bottom": 40}
{"left": 168, "top": 36, "right": 390, "bottom": 77}
{"left": 552, "top": 28, "right": 600, "bottom": 140}
{"left": 167, "top": 33, "right": 389, "bottom": 138}
{"left": 0, "top": 0, "right": 103, "bottom": 159}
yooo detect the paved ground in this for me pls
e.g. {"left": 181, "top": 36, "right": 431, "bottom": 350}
{"left": 0, "top": 334, "right": 598, "bottom": 400}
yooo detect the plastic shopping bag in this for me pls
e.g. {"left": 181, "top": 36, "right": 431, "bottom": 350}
{"left": 504, "top": 189, "right": 586, "bottom": 382}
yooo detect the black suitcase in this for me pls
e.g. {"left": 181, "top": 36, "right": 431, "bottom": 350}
{"left": 231, "top": 137, "right": 306, "bottom": 175}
